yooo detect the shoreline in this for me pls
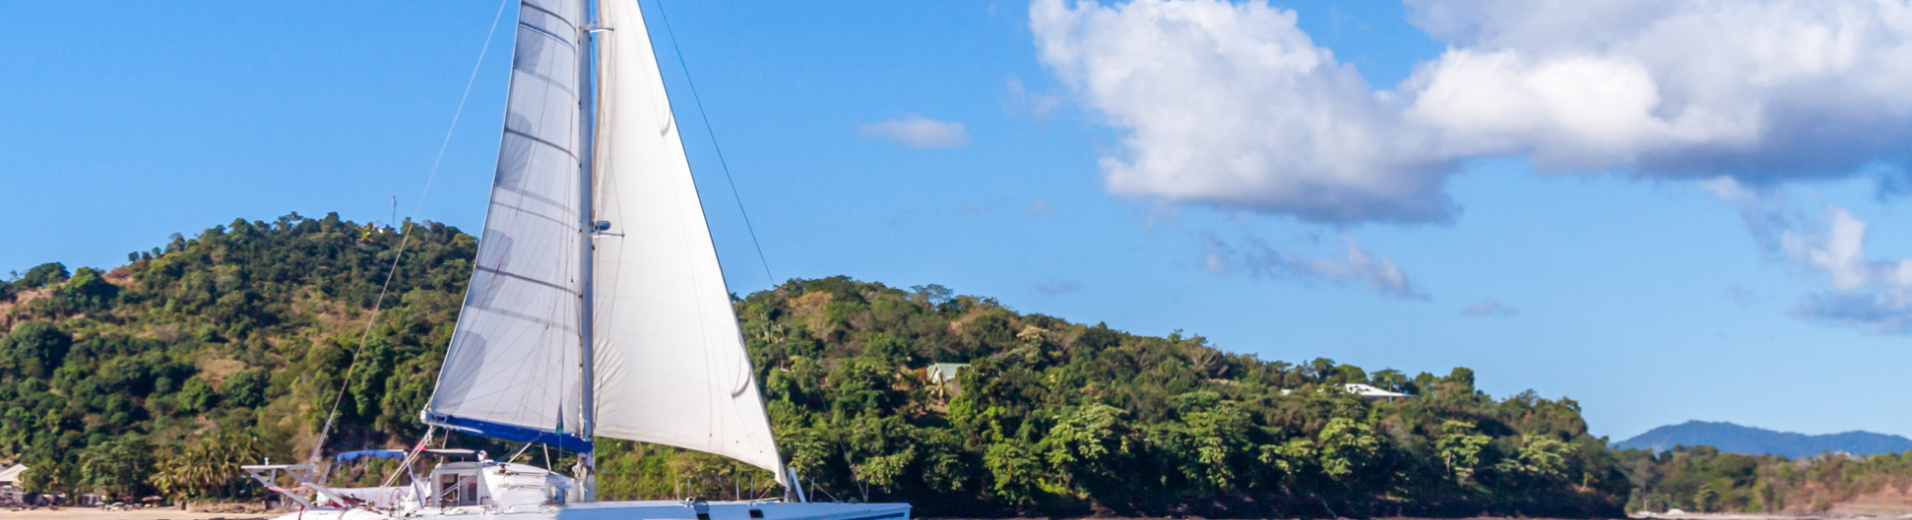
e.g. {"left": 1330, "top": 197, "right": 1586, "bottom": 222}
{"left": 5, "top": 510, "right": 1910, "bottom": 520}
{"left": 0, "top": 508, "right": 272, "bottom": 520}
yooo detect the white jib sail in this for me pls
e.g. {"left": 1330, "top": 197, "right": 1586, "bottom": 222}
{"left": 591, "top": 0, "right": 787, "bottom": 483}
{"left": 425, "top": 0, "right": 590, "bottom": 446}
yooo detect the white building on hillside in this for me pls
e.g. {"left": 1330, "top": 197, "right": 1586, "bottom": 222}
{"left": 1278, "top": 384, "right": 1411, "bottom": 402}
{"left": 1342, "top": 383, "right": 1409, "bottom": 401}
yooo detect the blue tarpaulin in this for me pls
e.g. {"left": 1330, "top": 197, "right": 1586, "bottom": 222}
{"left": 335, "top": 450, "right": 406, "bottom": 463}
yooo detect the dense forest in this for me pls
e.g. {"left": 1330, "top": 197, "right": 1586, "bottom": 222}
{"left": 1619, "top": 446, "right": 1912, "bottom": 515}
{"left": 0, "top": 213, "right": 1905, "bottom": 517}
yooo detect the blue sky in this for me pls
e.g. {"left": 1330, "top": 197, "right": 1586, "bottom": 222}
{"left": 5, "top": 0, "right": 1911, "bottom": 441}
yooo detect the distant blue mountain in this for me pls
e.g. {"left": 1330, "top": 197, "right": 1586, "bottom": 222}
{"left": 1617, "top": 420, "right": 1912, "bottom": 458}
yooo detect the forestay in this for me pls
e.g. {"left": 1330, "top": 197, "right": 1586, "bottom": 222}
{"left": 589, "top": 0, "right": 786, "bottom": 483}
{"left": 425, "top": 0, "right": 592, "bottom": 451}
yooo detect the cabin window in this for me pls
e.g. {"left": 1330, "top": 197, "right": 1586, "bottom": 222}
{"left": 437, "top": 472, "right": 480, "bottom": 506}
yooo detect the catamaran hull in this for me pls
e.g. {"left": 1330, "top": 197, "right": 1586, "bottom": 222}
{"left": 567, "top": 501, "right": 909, "bottom": 520}
{"left": 269, "top": 501, "right": 909, "bottom": 520}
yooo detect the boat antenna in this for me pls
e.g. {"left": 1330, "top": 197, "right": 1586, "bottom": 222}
{"left": 308, "top": 0, "right": 514, "bottom": 468}
{"left": 654, "top": 0, "right": 777, "bottom": 286}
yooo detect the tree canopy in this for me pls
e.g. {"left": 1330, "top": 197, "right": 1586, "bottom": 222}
{"left": 0, "top": 214, "right": 1902, "bottom": 517}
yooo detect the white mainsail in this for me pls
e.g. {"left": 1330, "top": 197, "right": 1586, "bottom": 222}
{"left": 425, "top": 0, "right": 591, "bottom": 449}
{"left": 425, "top": 0, "right": 786, "bottom": 485}
{"left": 589, "top": 0, "right": 787, "bottom": 483}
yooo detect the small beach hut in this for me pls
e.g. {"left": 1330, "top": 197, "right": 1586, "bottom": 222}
{"left": 0, "top": 464, "right": 27, "bottom": 505}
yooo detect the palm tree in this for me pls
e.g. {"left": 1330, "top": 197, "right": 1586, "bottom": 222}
{"left": 152, "top": 430, "right": 263, "bottom": 505}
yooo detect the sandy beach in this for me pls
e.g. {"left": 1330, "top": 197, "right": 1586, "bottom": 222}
{"left": 8, "top": 512, "right": 1912, "bottom": 520}
{"left": 0, "top": 509, "right": 272, "bottom": 520}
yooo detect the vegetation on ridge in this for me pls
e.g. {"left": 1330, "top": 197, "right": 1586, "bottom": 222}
{"left": 0, "top": 213, "right": 1904, "bottom": 517}
{"left": 1618, "top": 446, "right": 1912, "bottom": 514}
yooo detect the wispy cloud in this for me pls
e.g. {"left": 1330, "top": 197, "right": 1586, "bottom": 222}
{"left": 1003, "top": 77, "right": 1062, "bottom": 124}
{"left": 1201, "top": 233, "right": 1426, "bottom": 299}
{"left": 1039, "top": 281, "right": 1080, "bottom": 295}
{"left": 1778, "top": 206, "right": 1912, "bottom": 334}
{"left": 1031, "top": 0, "right": 1912, "bottom": 224}
{"left": 859, "top": 114, "right": 969, "bottom": 149}
{"left": 1706, "top": 178, "right": 1912, "bottom": 334}
{"left": 1461, "top": 299, "right": 1519, "bottom": 317}
{"left": 1025, "top": 199, "right": 1054, "bottom": 217}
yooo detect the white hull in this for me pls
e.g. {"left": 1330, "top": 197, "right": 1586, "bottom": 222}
{"left": 286, "top": 0, "right": 918, "bottom": 516}
{"left": 270, "top": 501, "right": 910, "bottom": 520}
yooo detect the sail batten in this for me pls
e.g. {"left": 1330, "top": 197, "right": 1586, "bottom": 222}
{"left": 424, "top": 0, "right": 590, "bottom": 447}
{"left": 426, "top": 0, "right": 786, "bottom": 485}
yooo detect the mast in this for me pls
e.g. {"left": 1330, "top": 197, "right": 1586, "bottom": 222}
{"left": 576, "top": 0, "right": 602, "bottom": 502}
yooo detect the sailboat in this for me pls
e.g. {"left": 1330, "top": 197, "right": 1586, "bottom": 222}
{"left": 243, "top": 1, "right": 912, "bottom": 519}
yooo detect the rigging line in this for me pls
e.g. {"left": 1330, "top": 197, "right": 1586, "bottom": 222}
{"left": 311, "top": 0, "right": 514, "bottom": 467}
{"left": 655, "top": 0, "right": 777, "bottom": 285}
{"left": 379, "top": 426, "right": 437, "bottom": 488}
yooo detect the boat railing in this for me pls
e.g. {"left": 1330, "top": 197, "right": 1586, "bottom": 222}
{"left": 239, "top": 464, "right": 355, "bottom": 511}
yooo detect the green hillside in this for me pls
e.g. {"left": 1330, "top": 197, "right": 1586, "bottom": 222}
{"left": 0, "top": 214, "right": 474, "bottom": 502}
{"left": 1616, "top": 445, "right": 1912, "bottom": 514}
{"left": 2, "top": 213, "right": 1900, "bottom": 517}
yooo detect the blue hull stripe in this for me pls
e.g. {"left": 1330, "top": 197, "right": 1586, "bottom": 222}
{"left": 426, "top": 414, "right": 594, "bottom": 452}
{"left": 834, "top": 514, "right": 908, "bottom": 520}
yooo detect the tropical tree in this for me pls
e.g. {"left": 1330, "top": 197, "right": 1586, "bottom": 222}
{"left": 78, "top": 438, "right": 156, "bottom": 500}
{"left": 1438, "top": 420, "right": 1490, "bottom": 483}
{"left": 152, "top": 430, "right": 263, "bottom": 501}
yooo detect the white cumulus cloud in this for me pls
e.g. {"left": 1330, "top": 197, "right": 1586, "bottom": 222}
{"left": 859, "top": 114, "right": 969, "bottom": 149}
{"left": 1031, "top": 0, "right": 1912, "bottom": 224}
{"left": 1031, "top": 0, "right": 1456, "bottom": 223}
{"left": 1402, "top": 0, "right": 1912, "bottom": 178}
